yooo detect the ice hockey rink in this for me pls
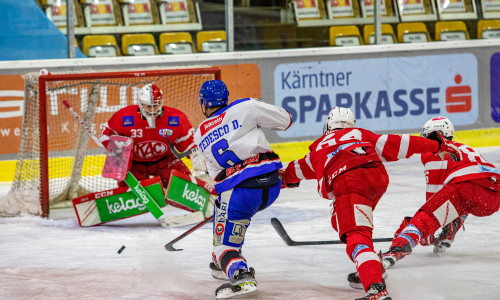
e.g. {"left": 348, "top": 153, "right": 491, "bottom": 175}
{"left": 0, "top": 147, "right": 499, "bottom": 300}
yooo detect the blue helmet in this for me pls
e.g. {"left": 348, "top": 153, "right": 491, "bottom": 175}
{"left": 199, "top": 80, "right": 229, "bottom": 108}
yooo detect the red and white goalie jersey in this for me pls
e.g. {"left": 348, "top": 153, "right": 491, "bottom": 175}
{"left": 422, "top": 141, "right": 499, "bottom": 200}
{"left": 99, "top": 105, "right": 196, "bottom": 162}
{"left": 284, "top": 128, "right": 440, "bottom": 199}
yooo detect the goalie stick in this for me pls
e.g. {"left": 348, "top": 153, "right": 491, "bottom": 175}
{"left": 165, "top": 216, "right": 212, "bottom": 251}
{"left": 166, "top": 137, "right": 196, "bottom": 159}
{"left": 271, "top": 218, "right": 393, "bottom": 246}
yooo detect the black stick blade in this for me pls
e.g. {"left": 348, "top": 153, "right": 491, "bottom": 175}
{"left": 271, "top": 217, "right": 295, "bottom": 246}
{"left": 165, "top": 243, "right": 183, "bottom": 252}
{"left": 271, "top": 217, "right": 392, "bottom": 246}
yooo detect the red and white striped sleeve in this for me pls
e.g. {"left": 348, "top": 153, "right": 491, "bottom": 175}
{"left": 363, "top": 130, "right": 439, "bottom": 162}
{"left": 283, "top": 153, "right": 317, "bottom": 184}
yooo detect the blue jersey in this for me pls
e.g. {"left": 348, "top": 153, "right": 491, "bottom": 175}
{"left": 194, "top": 98, "right": 291, "bottom": 193}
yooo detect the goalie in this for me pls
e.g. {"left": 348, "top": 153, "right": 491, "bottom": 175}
{"left": 97, "top": 84, "right": 213, "bottom": 217}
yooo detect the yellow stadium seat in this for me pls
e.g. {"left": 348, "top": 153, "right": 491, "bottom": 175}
{"left": 363, "top": 24, "right": 397, "bottom": 44}
{"left": 397, "top": 22, "right": 431, "bottom": 43}
{"left": 159, "top": 32, "right": 195, "bottom": 54}
{"left": 435, "top": 21, "right": 469, "bottom": 41}
{"left": 196, "top": 31, "right": 227, "bottom": 53}
{"left": 121, "top": 33, "right": 159, "bottom": 56}
{"left": 83, "top": 35, "right": 120, "bottom": 57}
{"left": 477, "top": 20, "right": 500, "bottom": 39}
{"left": 329, "top": 26, "right": 363, "bottom": 46}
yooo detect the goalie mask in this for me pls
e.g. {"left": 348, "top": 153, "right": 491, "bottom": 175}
{"left": 138, "top": 84, "right": 163, "bottom": 128}
{"left": 421, "top": 117, "right": 454, "bottom": 140}
{"left": 323, "top": 107, "right": 356, "bottom": 134}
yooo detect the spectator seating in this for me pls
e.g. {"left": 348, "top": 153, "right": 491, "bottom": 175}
{"left": 477, "top": 19, "right": 500, "bottom": 39}
{"left": 196, "top": 31, "right": 227, "bottom": 53}
{"left": 397, "top": 22, "right": 431, "bottom": 43}
{"left": 363, "top": 24, "right": 397, "bottom": 44}
{"left": 121, "top": 33, "right": 159, "bottom": 55}
{"left": 435, "top": 21, "right": 469, "bottom": 41}
{"left": 159, "top": 32, "right": 195, "bottom": 54}
{"left": 329, "top": 25, "right": 363, "bottom": 46}
{"left": 83, "top": 35, "right": 120, "bottom": 57}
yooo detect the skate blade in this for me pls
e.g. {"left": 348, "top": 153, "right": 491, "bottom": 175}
{"left": 211, "top": 269, "right": 230, "bottom": 281}
{"left": 348, "top": 272, "right": 387, "bottom": 290}
{"left": 349, "top": 281, "right": 364, "bottom": 290}
{"left": 216, "top": 283, "right": 257, "bottom": 299}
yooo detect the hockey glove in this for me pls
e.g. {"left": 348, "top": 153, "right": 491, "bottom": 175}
{"left": 427, "top": 132, "right": 462, "bottom": 160}
{"left": 278, "top": 169, "right": 300, "bottom": 189}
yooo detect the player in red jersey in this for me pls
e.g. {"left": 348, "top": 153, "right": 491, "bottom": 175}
{"left": 98, "top": 84, "right": 207, "bottom": 189}
{"left": 281, "top": 107, "right": 456, "bottom": 300}
{"left": 382, "top": 116, "right": 500, "bottom": 268}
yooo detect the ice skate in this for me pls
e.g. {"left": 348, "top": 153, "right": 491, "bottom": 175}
{"left": 348, "top": 270, "right": 388, "bottom": 290}
{"left": 355, "top": 282, "right": 392, "bottom": 300}
{"left": 348, "top": 252, "right": 388, "bottom": 290}
{"left": 210, "top": 262, "right": 228, "bottom": 281}
{"left": 215, "top": 268, "right": 257, "bottom": 299}
{"left": 382, "top": 244, "right": 412, "bottom": 269}
{"left": 433, "top": 218, "right": 463, "bottom": 255}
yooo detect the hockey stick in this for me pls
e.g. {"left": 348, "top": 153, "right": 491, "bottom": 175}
{"left": 63, "top": 100, "right": 105, "bottom": 148}
{"left": 166, "top": 137, "right": 196, "bottom": 159}
{"left": 271, "top": 218, "right": 393, "bottom": 246}
{"left": 165, "top": 216, "right": 212, "bottom": 251}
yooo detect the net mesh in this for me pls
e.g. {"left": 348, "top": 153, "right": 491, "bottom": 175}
{"left": 0, "top": 66, "right": 218, "bottom": 217}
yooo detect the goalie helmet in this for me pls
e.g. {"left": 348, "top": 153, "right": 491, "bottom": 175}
{"left": 138, "top": 84, "right": 163, "bottom": 128}
{"left": 421, "top": 117, "right": 454, "bottom": 140}
{"left": 323, "top": 107, "right": 356, "bottom": 134}
{"left": 199, "top": 80, "right": 229, "bottom": 109}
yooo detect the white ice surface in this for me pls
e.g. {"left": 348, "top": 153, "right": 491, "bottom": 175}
{"left": 0, "top": 147, "right": 499, "bottom": 300}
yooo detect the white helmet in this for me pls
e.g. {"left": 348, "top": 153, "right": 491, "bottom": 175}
{"left": 421, "top": 116, "right": 454, "bottom": 140}
{"left": 138, "top": 84, "right": 163, "bottom": 128}
{"left": 323, "top": 107, "right": 356, "bottom": 134}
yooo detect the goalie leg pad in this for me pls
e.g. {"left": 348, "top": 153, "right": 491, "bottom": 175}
{"left": 72, "top": 177, "right": 165, "bottom": 226}
{"left": 165, "top": 170, "right": 214, "bottom": 215}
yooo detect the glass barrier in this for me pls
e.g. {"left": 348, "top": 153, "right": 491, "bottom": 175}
{"left": 36, "top": 0, "right": 500, "bottom": 56}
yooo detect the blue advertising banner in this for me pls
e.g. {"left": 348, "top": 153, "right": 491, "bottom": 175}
{"left": 274, "top": 54, "right": 478, "bottom": 138}
{"left": 490, "top": 53, "right": 500, "bottom": 123}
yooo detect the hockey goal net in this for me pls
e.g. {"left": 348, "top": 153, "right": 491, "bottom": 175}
{"left": 0, "top": 66, "right": 220, "bottom": 218}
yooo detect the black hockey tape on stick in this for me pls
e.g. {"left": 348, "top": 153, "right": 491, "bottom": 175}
{"left": 165, "top": 217, "right": 212, "bottom": 251}
{"left": 271, "top": 218, "right": 393, "bottom": 246}
{"left": 166, "top": 137, "right": 196, "bottom": 160}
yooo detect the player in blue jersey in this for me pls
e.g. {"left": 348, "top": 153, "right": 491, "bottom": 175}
{"left": 193, "top": 80, "right": 292, "bottom": 299}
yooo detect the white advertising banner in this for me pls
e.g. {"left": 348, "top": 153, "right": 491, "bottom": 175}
{"left": 274, "top": 54, "right": 478, "bottom": 138}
